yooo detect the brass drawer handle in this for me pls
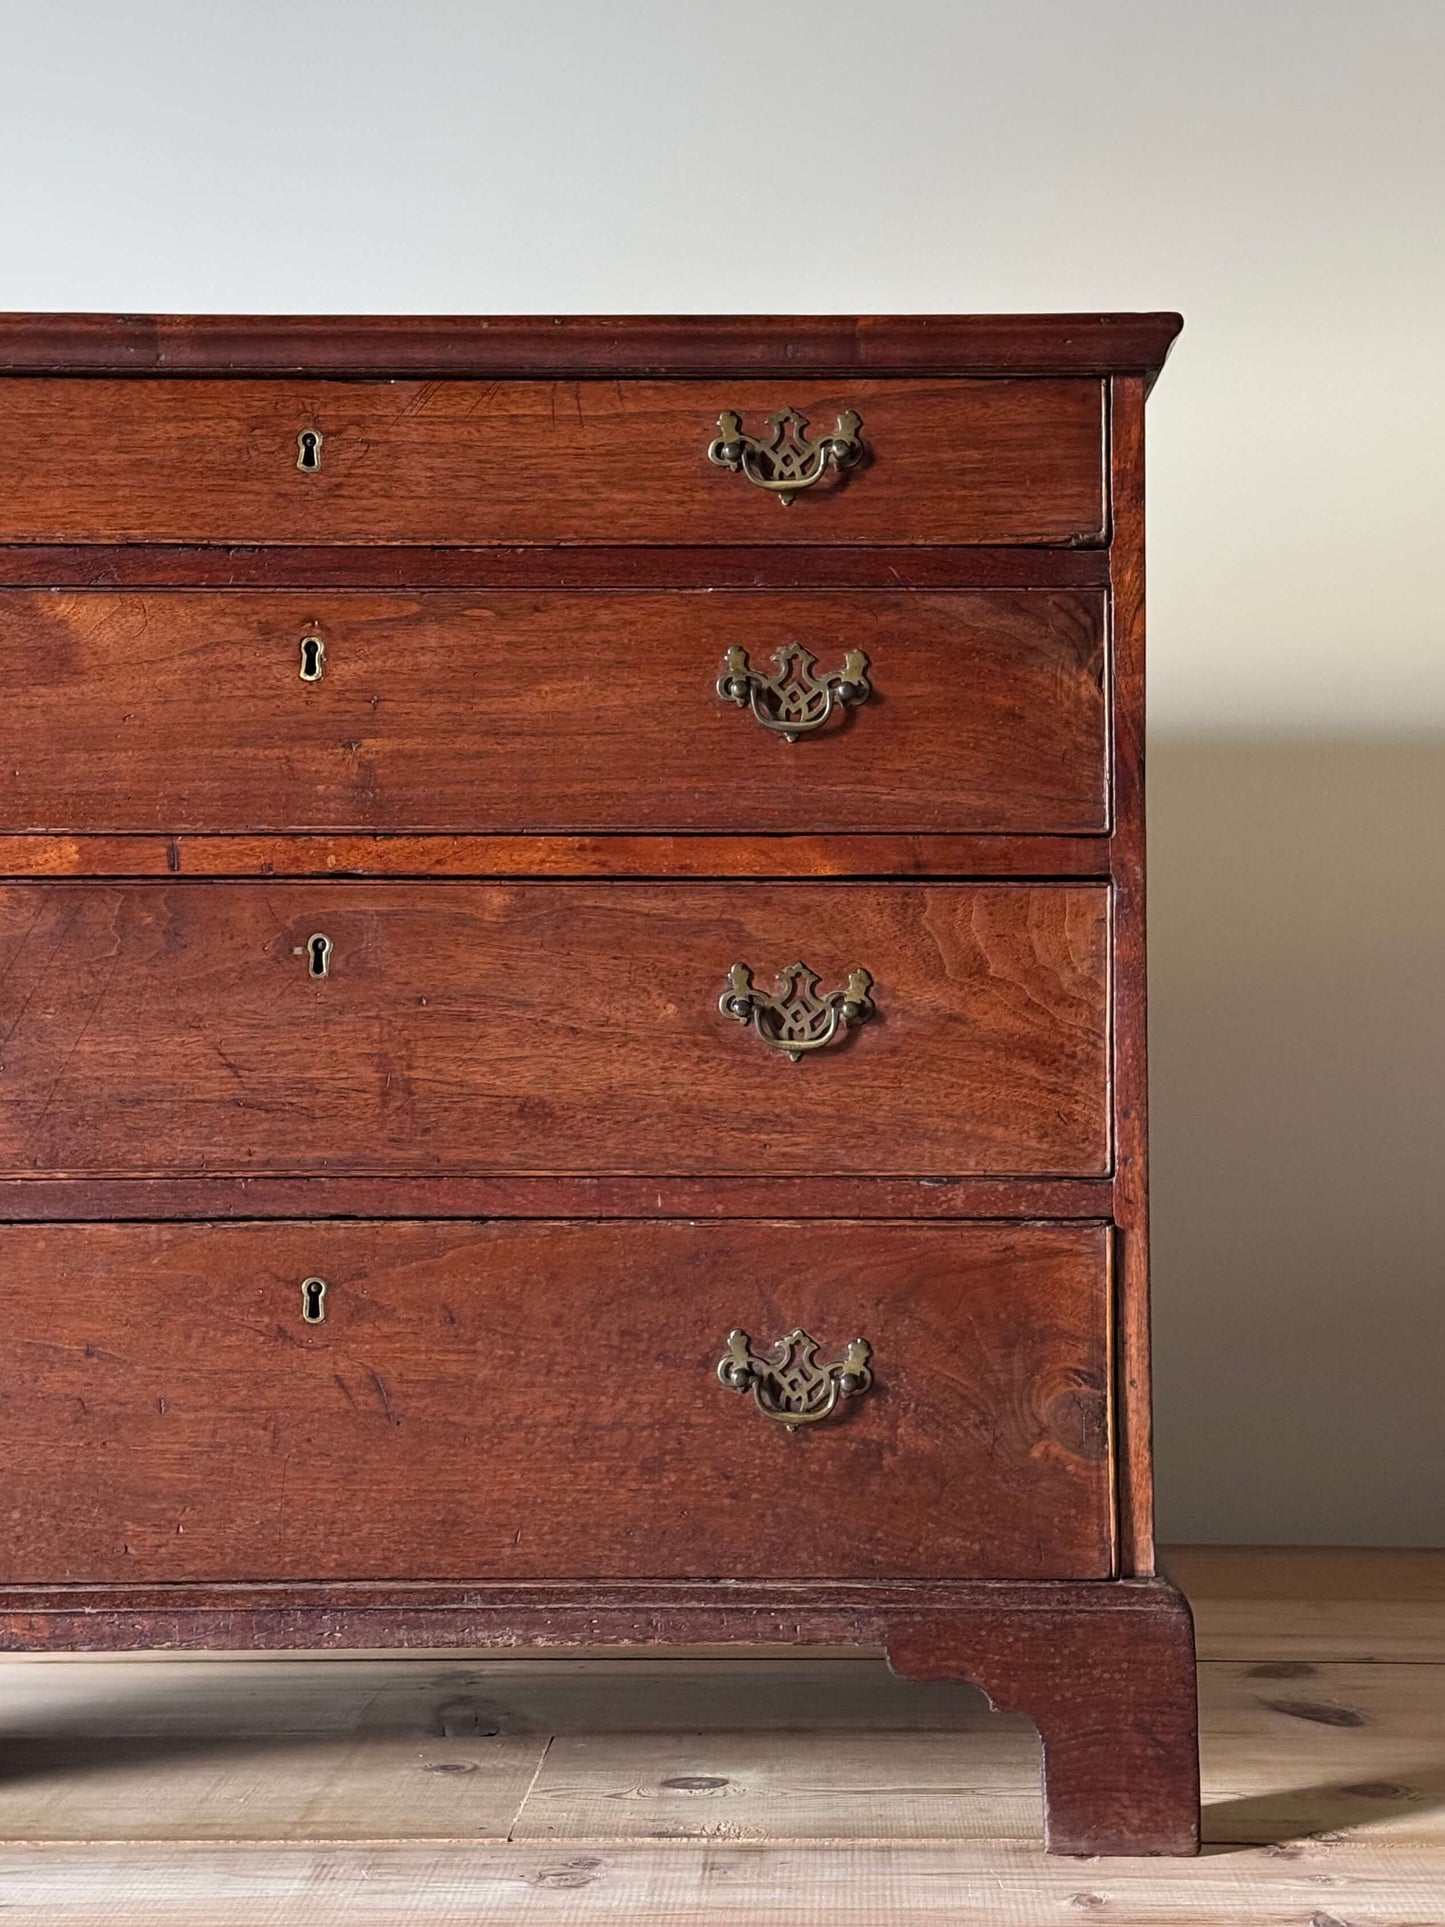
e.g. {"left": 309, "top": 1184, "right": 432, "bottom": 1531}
{"left": 720, "top": 961, "right": 874, "bottom": 1062}
{"left": 719, "top": 1328, "right": 874, "bottom": 1430}
{"left": 707, "top": 406, "right": 864, "bottom": 505}
{"left": 718, "top": 643, "right": 871, "bottom": 742}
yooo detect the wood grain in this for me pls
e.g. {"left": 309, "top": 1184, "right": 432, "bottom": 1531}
{"left": 0, "top": 1841, "right": 1434, "bottom": 1926}
{"left": 3, "top": 1558, "right": 1430, "bottom": 1845}
{"left": 0, "top": 310, "right": 1185, "bottom": 380}
{"left": 0, "top": 881, "right": 1111, "bottom": 1178}
{"left": 1109, "top": 375, "right": 1154, "bottom": 1577}
{"left": 0, "top": 378, "right": 1105, "bottom": 547}
{"left": 0, "top": 1219, "right": 1113, "bottom": 1585}
{"left": 0, "top": 1725, "right": 546, "bottom": 1844}
{"left": 0, "top": 833, "right": 1115, "bottom": 880}
{"left": 0, "top": 1176, "right": 1117, "bottom": 1221}
{"left": 888, "top": 1579, "right": 1198, "bottom": 1854}
{"left": 1173, "top": 1545, "right": 1445, "bottom": 1662}
{"left": 0, "top": 1551, "right": 1437, "bottom": 1913}
{"left": 0, "top": 1580, "right": 1162, "bottom": 1652}
{"left": 499, "top": 1655, "right": 1445, "bottom": 1848}
{"left": 0, "top": 543, "right": 1113, "bottom": 590}
{"left": 0, "top": 1575, "right": 1204, "bottom": 1854}
{"left": 514, "top": 1727, "right": 1041, "bottom": 1844}
{"left": 0, "top": 590, "right": 1108, "bottom": 836}
{"left": 0, "top": 308, "right": 1193, "bottom": 1859}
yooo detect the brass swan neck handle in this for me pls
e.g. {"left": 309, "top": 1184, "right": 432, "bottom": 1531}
{"left": 718, "top": 643, "right": 871, "bottom": 741}
{"left": 720, "top": 962, "right": 874, "bottom": 1062}
{"left": 707, "top": 406, "right": 864, "bottom": 505}
{"left": 718, "top": 1328, "right": 874, "bottom": 1429}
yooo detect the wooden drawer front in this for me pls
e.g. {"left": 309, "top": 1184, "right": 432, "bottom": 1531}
{"left": 0, "top": 590, "right": 1107, "bottom": 835}
{"left": 0, "top": 882, "right": 1110, "bottom": 1179}
{"left": 0, "top": 378, "right": 1105, "bottom": 546}
{"left": 0, "top": 1219, "right": 1114, "bottom": 1583}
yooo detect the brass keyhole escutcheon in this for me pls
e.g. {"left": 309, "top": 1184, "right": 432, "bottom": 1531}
{"left": 306, "top": 933, "right": 332, "bottom": 978}
{"left": 300, "top": 1277, "right": 327, "bottom": 1324}
{"left": 299, "top": 633, "right": 326, "bottom": 682}
{"left": 296, "top": 429, "right": 323, "bottom": 472}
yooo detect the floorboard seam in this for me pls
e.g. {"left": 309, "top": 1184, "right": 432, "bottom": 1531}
{"left": 509, "top": 1733, "right": 556, "bottom": 1843}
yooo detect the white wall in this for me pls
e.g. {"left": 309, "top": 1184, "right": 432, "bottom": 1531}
{"left": 1, "top": 1, "right": 1441, "bottom": 1541}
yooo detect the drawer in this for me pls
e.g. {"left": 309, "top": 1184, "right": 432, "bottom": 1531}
{"left": 0, "top": 882, "right": 1110, "bottom": 1178}
{"left": 0, "top": 590, "right": 1107, "bottom": 835}
{"left": 0, "top": 378, "right": 1106, "bottom": 547}
{"left": 0, "top": 1219, "right": 1115, "bottom": 1583}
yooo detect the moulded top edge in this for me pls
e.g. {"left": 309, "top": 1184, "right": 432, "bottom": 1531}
{"left": 0, "top": 313, "right": 1184, "bottom": 384}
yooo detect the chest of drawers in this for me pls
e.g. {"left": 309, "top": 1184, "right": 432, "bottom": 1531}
{"left": 0, "top": 312, "right": 1197, "bottom": 1856}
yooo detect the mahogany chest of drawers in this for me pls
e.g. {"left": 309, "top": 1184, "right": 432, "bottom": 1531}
{"left": 0, "top": 312, "right": 1197, "bottom": 1855}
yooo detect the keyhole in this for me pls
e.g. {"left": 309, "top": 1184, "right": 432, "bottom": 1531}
{"left": 301, "top": 1277, "right": 327, "bottom": 1324}
{"left": 299, "top": 633, "right": 326, "bottom": 682}
{"left": 296, "top": 429, "right": 323, "bottom": 472}
{"left": 307, "top": 933, "right": 332, "bottom": 978}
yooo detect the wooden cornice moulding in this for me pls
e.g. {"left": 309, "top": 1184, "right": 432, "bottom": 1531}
{"left": 0, "top": 311, "right": 1184, "bottom": 382}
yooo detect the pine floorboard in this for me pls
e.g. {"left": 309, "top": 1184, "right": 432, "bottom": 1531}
{"left": 0, "top": 1547, "right": 1441, "bottom": 1923}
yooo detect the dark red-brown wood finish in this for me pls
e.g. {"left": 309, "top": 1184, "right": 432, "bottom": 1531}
{"left": 0, "top": 311, "right": 1183, "bottom": 380}
{"left": 0, "top": 589, "right": 1108, "bottom": 835}
{"left": 0, "top": 312, "right": 1195, "bottom": 1856}
{"left": 0, "top": 880, "right": 1111, "bottom": 1179}
{"left": 0, "top": 1219, "right": 1115, "bottom": 1585}
{"left": 0, "top": 377, "right": 1106, "bottom": 546}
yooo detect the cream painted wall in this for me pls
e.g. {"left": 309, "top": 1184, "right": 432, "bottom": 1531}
{"left": 1150, "top": 742, "right": 1445, "bottom": 1541}
{"left": 0, "top": 1, "right": 1440, "bottom": 1539}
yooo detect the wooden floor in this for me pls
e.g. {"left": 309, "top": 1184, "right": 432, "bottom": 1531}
{"left": 0, "top": 1548, "right": 1441, "bottom": 1923}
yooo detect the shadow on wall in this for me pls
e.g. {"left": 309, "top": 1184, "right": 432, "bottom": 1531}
{"left": 1148, "top": 737, "right": 1445, "bottom": 1545}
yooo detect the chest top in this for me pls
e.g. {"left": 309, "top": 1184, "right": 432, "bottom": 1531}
{"left": 0, "top": 313, "right": 1179, "bottom": 551}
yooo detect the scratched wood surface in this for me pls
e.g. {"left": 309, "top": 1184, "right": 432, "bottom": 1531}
{"left": 0, "top": 881, "right": 1111, "bottom": 1180}
{"left": 0, "top": 1220, "right": 1113, "bottom": 1585}
{"left": 0, "top": 1549, "right": 1441, "bottom": 1927}
{"left": 0, "top": 377, "right": 1107, "bottom": 548}
{"left": 0, "top": 589, "right": 1108, "bottom": 837}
